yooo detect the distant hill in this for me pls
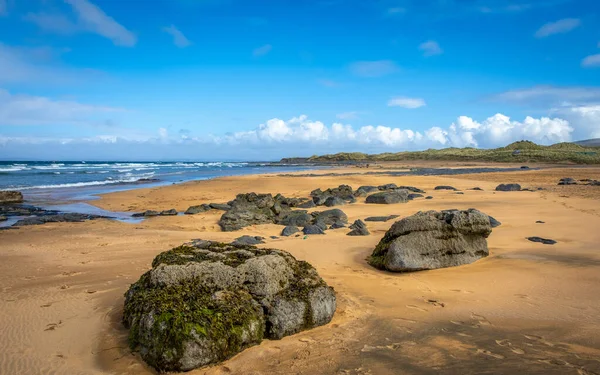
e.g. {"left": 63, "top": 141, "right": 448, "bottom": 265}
{"left": 280, "top": 140, "right": 600, "bottom": 165}
{"left": 575, "top": 138, "right": 600, "bottom": 147}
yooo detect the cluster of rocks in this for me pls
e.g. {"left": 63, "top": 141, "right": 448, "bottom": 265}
{"left": 558, "top": 178, "right": 600, "bottom": 186}
{"left": 123, "top": 239, "right": 336, "bottom": 372}
{"left": 0, "top": 191, "right": 23, "bottom": 204}
{"left": 310, "top": 185, "right": 355, "bottom": 207}
{"left": 133, "top": 209, "right": 178, "bottom": 217}
{"left": 368, "top": 208, "right": 493, "bottom": 272}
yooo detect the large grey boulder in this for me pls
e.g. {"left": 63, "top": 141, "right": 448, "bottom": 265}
{"left": 495, "top": 184, "right": 521, "bottom": 191}
{"left": 281, "top": 226, "right": 300, "bottom": 237}
{"left": 368, "top": 209, "right": 492, "bottom": 272}
{"left": 185, "top": 204, "right": 211, "bottom": 215}
{"left": 324, "top": 196, "right": 346, "bottom": 207}
{"left": 365, "top": 190, "right": 409, "bottom": 204}
{"left": 0, "top": 191, "right": 23, "bottom": 204}
{"left": 354, "top": 186, "right": 379, "bottom": 197}
{"left": 311, "top": 209, "right": 348, "bottom": 226}
{"left": 347, "top": 220, "right": 369, "bottom": 236}
{"left": 278, "top": 211, "right": 313, "bottom": 227}
{"left": 123, "top": 240, "right": 336, "bottom": 372}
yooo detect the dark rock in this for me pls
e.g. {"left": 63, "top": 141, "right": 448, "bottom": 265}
{"left": 520, "top": 166, "right": 530, "bottom": 169}
{"left": 210, "top": 203, "right": 232, "bottom": 211}
{"left": 354, "top": 186, "right": 379, "bottom": 197}
{"left": 297, "top": 200, "right": 316, "bottom": 209}
{"left": 425, "top": 196, "right": 433, "bottom": 199}
{"left": 160, "top": 209, "right": 178, "bottom": 216}
{"left": 311, "top": 209, "right": 348, "bottom": 226}
{"left": 232, "top": 235, "right": 265, "bottom": 246}
{"left": 303, "top": 225, "right": 325, "bottom": 235}
{"left": 185, "top": 204, "right": 211, "bottom": 215}
{"left": 347, "top": 220, "right": 369, "bottom": 236}
{"left": 488, "top": 216, "right": 501, "bottom": 228}
{"left": 132, "top": 210, "right": 160, "bottom": 218}
{"left": 378, "top": 183, "right": 398, "bottom": 190}
{"left": 273, "top": 194, "right": 308, "bottom": 208}
{"left": 368, "top": 208, "right": 492, "bottom": 272}
{"left": 495, "top": 184, "right": 521, "bottom": 191}
{"left": 527, "top": 236, "right": 556, "bottom": 245}
{"left": 278, "top": 211, "right": 312, "bottom": 227}
{"left": 365, "top": 190, "right": 409, "bottom": 204}
{"left": 281, "top": 226, "right": 300, "bottom": 237}
{"left": 434, "top": 186, "right": 458, "bottom": 191}
{"left": 13, "top": 213, "right": 106, "bottom": 226}
{"left": 311, "top": 185, "right": 355, "bottom": 205}
{"left": 397, "top": 186, "right": 426, "bottom": 193}
{"left": 408, "top": 193, "right": 424, "bottom": 200}
{"left": 314, "top": 221, "right": 328, "bottom": 231}
{"left": 470, "top": 187, "right": 483, "bottom": 191}
{"left": 558, "top": 178, "right": 577, "bottom": 186}
{"left": 270, "top": 236, "right": 278, "bottom": 239}
{"left": 536, "top": 221, "right": 545, "bottom": 224}
{"left": 219, "top": 193, "right": 292, "bottom": 231}
{"left": 329, "top": 221, "right": 346, "bottom": 229}
{"left": 364, "top": 215, "right": 399, "bottom": 222}
{"left": 324, "top": 196, "right": 346, "bottom": 207}
{"left": 0, "top": 191, "right": 23, "bottom": 204}
{"left": 455, "top": 192, "right": 465, "bottom": 195}
{"left": 123, "top": 240, "right": 336, "bottom": 372}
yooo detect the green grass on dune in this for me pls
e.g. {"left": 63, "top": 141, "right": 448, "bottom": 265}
{"left": 286, "top": 141, "right": 600, "bottom": 164}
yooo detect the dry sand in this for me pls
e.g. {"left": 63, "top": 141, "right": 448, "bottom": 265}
{"left": 2, "top": 165, "right": 600, "bottom": 374}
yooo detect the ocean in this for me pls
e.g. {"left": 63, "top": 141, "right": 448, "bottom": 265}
{"left": 0, "top": 160, "right": 316, "bottom": 211}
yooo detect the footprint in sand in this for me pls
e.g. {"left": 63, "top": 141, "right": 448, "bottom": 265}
{"left": 450, "top": 289, "right": 474, "bottom": 294}
{"left": 471, "top": 313, "right": 492, "bottom": 326}
{"left": 45, "top": 320, "right": 63, "bottom": 331}
{"left": 476, "top": 348, "right": 505, "bottom": 359}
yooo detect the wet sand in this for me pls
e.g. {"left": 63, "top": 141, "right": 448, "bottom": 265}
{"left": 1, "top": 165, "right": 600, "bottom": 374}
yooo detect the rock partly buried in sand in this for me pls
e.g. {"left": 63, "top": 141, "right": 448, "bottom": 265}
{"left": 123, "top": 240, "right": 336, "bottom": 372}
{"left": 408, "top": 193, "right": 424, "bottom": 200}
{"left": 368, "top": 208, "right": 492, "bottom": 272}
{"left": 185, "top": 204, "right": 211, "bottom": 215}
{"left": 311, "top": 209, "right": 348, "bottom": 226}
{"left": 0, "top": 191, "right": 23, "bottom": 204}
{"left": 434, "top": 186, "right": 458, "bottom": 191}
{"left": 488, "top": 216, "right": 501, "bottom": 228}
{"left": 160, "top": 209, "right": 178, "bottom": 216}
{"left": 347, "top": 220, "right": 369, "bottom": 236}
{"left": 364, "top": 215, "right": 399, "bottom": 222}
{"left": 324, "top": 196, "right": 346, "bottom": 207}
{"left": 470, "top": 187, "right": 483, "bottom": 191}
{"left": 232, "top": 235, "right": 265, "bottom": 246}
{"left": 297, "top": 200, "right": 316, "bottom": 209}
{"left": 365, "top": 190, "right": 409, "bottom": 204}
{"left": 527, "top": 236, "right": 556, "bottom": 245}
{"left": 132, "top": 210, "right": 160, "bottom": 218}
{"left": 303, "top": 225, "right": 325, "bottom": 235}
{"left": 281, "top": 226, "right": 300, "bottom": 237}
{"left": 378, "top": 183, "right": 397, "bottom": 190}
{"left": 13, "top": 213, "right": 107, "bottom": 226}
{"left": 558, "top": 178, "right": 577, "bottom": 185}
{"left": 397, "top": 186, "right": 426, "bottom": 194}
{"left": 495, "top": 184, "right": 521, "bottom": 192}
{"left": 278, "top": 211, "right": 313, "bottom": 227}
{"left": 209, "top": 203, "right": 232, "bottom": 211}
{"left": 425, "top": 196, "right": 433, "bottom": 200}
{"left": 329, "top": 221, "right": 346, "bottom": 229}
{"left": 311, "top": 185, "right": 355, "bottom": 206}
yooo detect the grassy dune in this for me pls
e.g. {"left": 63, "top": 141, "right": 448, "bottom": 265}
{"left": 281, "top": 141, "right": 600, "bottom": 164}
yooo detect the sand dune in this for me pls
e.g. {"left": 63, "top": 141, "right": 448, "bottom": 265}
{"left": 2, "top": 166, "right": 600, "bottom": 374}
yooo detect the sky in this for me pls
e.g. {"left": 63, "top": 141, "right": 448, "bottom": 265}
{"left": 0, "top": 0, "right": 599, "bottom": 161}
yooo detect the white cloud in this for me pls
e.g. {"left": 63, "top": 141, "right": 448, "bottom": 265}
{"left": 336, "top": 111, "right": 360, "bottom": 120}
{"left": 253, "top": 44, "right": 272, "bottom": 57}
{"left": 419, "top": 40, "right": 443, "bottom": 56}
{"left": 535, "top": 18, "right": 581, "bottom": 38}
{"left": 349, "top": 60, "right": 399, "bottom": 77}
{"left": 162, "top": 25, "right": 192, "bottom": 48}
{"left": 388, "top": 97, "right": 426, "bottom": 109}
{"left": 26, "top": 0, "right": 136, "bottom": 47}
{"left": 582, "top": 54, "right": 600, "bottom": 68}
{"left": 0, "top": 89, "right": 123, "bottom": 126}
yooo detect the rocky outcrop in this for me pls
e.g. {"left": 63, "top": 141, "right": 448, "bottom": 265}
{"left": 434, "top": 186, "right": 458, "bottom": 191}
{"left": 133, "top": 209, "right": 177, "bottom": 217}
{"left": 347, "top": 220, "right": 369, "bottom": 236}
{"left": 311, "top": 185, "right": 355, "bottom": 206}
{"left": 13, "top": 213, "right": 107, "bottom": 226}
{"left": 185, "top": 204, "right": 211, "bottom": 215}
{"left": 495, "top": 184, "right": 521, "bottom": 191}
{"left": 218, "top": 193, "right": 292, "bottom": 231}
{"left": 558, "top": 178, "right": 577, "bottom": 185}
{"left": 0, "top": 191, "right": 23, "bottom": 204}
{"left": 365, "top": 190, "right": 409, "bottom": 204}
{"left": 123, "top": 240, "right": 336, "bottom": 372}
{"left": 368, "top": 209, "right": 492, "bottom": 272}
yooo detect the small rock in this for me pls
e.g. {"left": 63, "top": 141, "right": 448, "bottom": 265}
{"left": 354, "top": 186, "right": 379, "bottom": 197}
{"left": 495, "top": 184, "right": 521, "bottom": 192}
{"left": 281, "top": 226, "right": 300, "bottom": 237}
{"left": 297, "top": 200, "right": 316, "bottom": 209}
{"left": 160, "top": 209, "right": 178, "bottom": 216}
{"left": 347, "top": 220, "right": 369, "bottom": 236}
{"left": 527, "top": 236, "right": 556, "bottom": 245}
{"left": 312, "top": 209, "right": 348, "bottom": 225}
{"left": 407, "top": 193, "right": 424, "bottom": 200}
{"left": 378, "top": 183, "right": 398, "bottom": 190}
{"left": 470, "top": 187, "right": 483, "bottom": 191}
{"left": 425, "top": 196, "right": 433, "bottom": 200}
{"left": 434, "top": 186, "right": 458, "bottom": 191}
{"left": 270, "top": 236, "right": 278, "bottom": 239}
{"left": 232, "top": 235, "right": 265, "bottom": 246}
{"left": 535, "top": 220, "right": 545, "bottom": 224}
{"left": 520, "top": 166, "right": 530, "bottom": 169}
{"left": 365, "top": 190, "right": 409, "bottom": 204}
{"left": 303, "top": 225, "right": 325, "bottom": 235}
{"left": 278, "top": 211, "right": 313, "bottom": 227}
{"left": 455, "top": 192, "right": 465, "bottom": 195}
{"left": 324, "top": 196, "right": 346, "bottom": 207}
{"left": 558, "top": 178, "right": 577, "bottom": 186}
{"left": 397, "top": 186, "right": 426, "bottom": 193}
{"left": 364, "top": 215, "right": 399, "bottom": 222}
{"left": 488, "top": 216, "right": 501, "bottom": 228}
{"left": 132, "top": 210, "right": 159, "bottom": 218}
{"left": 329, "top": 220, "right": 347, "bottom": 229}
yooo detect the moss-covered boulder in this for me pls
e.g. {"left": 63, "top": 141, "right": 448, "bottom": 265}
{"left": 123, "top": 240, "right": 336, "bottom": 372}
{"left": 368, "top": 209, "right": 492, "bottom": 272}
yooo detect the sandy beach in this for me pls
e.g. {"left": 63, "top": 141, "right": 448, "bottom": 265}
{"left": 2, "top": 164, "right": 600, "bottom": 375}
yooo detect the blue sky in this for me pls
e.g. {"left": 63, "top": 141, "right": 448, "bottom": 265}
{"left": 0, "top": 0, "right": 599, "bottom": 160}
